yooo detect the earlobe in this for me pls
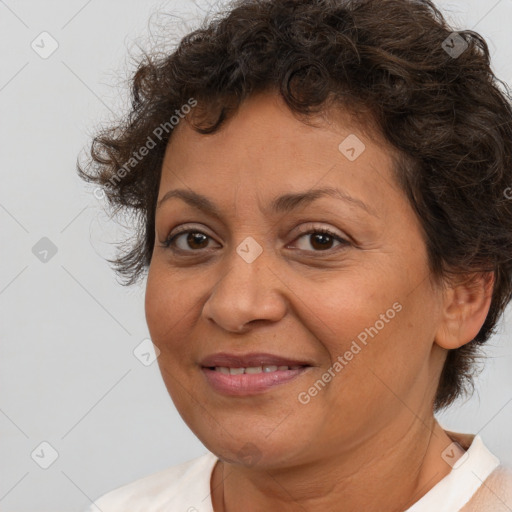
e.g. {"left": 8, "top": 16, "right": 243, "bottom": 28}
{"left": 434, "top": 272, "right": 494, "bottom": 350}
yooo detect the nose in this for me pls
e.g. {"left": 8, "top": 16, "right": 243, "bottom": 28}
{"left": 202, "top": 242, "right": 288, "bottom": 333}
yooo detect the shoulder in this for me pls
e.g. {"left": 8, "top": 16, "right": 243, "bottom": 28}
{"left": 461, "top": 465, "right": 512, "bottom": 512}
{"left": 83, "top": 451, "right": 218, "bottom": 512}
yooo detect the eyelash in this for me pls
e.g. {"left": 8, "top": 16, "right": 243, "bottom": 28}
{"left": 160, "top": 225, "right": 350, "bottom": 254}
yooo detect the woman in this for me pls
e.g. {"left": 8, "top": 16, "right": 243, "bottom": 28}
{"left": 79, "top": 0, "right": 512, "bottom": 510}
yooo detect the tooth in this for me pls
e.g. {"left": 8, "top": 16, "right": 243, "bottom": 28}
{"left": 245, "top": 366, "right": 263, "bottom": 374}
{"left": 278, "top": 366, "right": 289, "bottom": 371}
{"left": 262, "top": 365, "right": 278, "bottom": 373}
{"left": 290, "top": 366, "right": 302, "bottom": 370}
{"left": 215, "top": 367, "right": 230, "bottom": 375}
{"left": 229, "top": 367, "right": 245, "bottom": 375}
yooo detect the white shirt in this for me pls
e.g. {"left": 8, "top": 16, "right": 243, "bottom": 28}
{"left": 85, "top": 431, "right": 512, "bottom": 512}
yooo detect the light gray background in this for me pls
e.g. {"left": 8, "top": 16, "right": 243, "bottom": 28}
{"left": 1, "top": 1, "right": 511, "bottom": 510}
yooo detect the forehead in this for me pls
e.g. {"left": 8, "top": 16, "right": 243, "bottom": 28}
{"left": 159, "top": 91, "right": 400, "bottom": 214}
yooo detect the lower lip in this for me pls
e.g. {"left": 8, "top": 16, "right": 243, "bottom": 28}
{"left": 201, "top": 367, "right": 310, "bottom": 396}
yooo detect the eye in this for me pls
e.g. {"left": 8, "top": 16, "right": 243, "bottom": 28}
{"left": 160, "top": 225, "right": 350, "bottom": 254}
{"left": 289, "top": 226, "right": 349, "bottom": 252}
{"left": 161, "top": 227, "right": 219, "bottom": 252}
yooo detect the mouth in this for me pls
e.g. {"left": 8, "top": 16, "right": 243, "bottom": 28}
{"left": 207, "top": 364, "right": 305, "bottom": 374}
{"left": 200, "top": 352, "right": 313, "bottom": 396}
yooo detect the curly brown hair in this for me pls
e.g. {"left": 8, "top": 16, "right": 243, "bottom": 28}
{"left": 77, "top": 0, "right": 512, "bottom": 412}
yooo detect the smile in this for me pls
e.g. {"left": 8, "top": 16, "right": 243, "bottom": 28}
{"left": 201, "top": 365, "right": 310, "bottom": 395}
{"left": 212, "top": 365, "right": 303, "bottom": 374}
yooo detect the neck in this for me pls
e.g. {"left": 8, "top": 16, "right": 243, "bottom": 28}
{"left": 211, "top": 417, "right": 456, "bottom": 512}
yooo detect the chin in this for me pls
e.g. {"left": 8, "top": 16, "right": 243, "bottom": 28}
{"left": 193, "top": 423, "right": 309, "bottom": 469}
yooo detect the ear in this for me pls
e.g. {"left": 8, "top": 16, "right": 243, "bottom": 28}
{"left": 434, "top": 272, "right": 494, "bottom": 350}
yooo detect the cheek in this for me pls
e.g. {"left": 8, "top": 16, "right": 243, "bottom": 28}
{"left": 144, "top": 266, "right": 199, "bottom": 401}
{"left": 145, "top": 268, "right": 166, "bottom": 338}
{"left": 144, "top": 262, "right": 213, "bottom": 373}
{"left": 144, "top": 264, "right": 190, "bottom": 342}
{"left": 301, "top": 272, "right": 401, "bottom": 351}
{"left": 299, "top": 261, "right": 436, "bottom": 388}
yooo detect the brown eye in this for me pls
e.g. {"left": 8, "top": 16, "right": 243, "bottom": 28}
{"left": 308, "top": 232, "right": 336, "bottom": 251}
{"left": 291, "top": 227, "right": 349, "bottom": 252}
{"left": 182, "top": 232, "right": 210, "bottom": 250}
{"left": 162, "top": 230, "right": 217, "bottom": 251}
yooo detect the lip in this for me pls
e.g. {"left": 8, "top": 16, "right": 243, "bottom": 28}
{"left": 200, "top": 352, "right": 313, "bottom": 396}
{"left": 200, "top": 352, "right": 313, "bottom": 368}
{"left": 201, "top": 366, "right": 311, "bottom": 396}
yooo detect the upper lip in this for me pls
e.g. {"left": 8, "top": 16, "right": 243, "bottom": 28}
{"left": 200, "top": 352, "right": 313, "bottom": 368}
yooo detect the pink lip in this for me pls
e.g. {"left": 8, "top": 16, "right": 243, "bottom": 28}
{"left": 201, "top": 367, "right": 310, "bottom": 396}
{"left": 200, "top": 352, "right": 312, "bottom": 368}
{"left": 199, "top": 352, "right": 313, "bottom": 396}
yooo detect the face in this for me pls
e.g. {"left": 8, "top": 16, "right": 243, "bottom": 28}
{"left": 145, "top": 90, "right": 447, "bottom": 469}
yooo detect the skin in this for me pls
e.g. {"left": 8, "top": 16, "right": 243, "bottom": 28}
{"left": 145, "top": 90, "right": 493, "bottom": 512}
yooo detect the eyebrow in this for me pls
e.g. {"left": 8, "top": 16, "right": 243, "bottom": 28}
{"left": 156, "top": 186, "right": 377, "bottom": 218}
